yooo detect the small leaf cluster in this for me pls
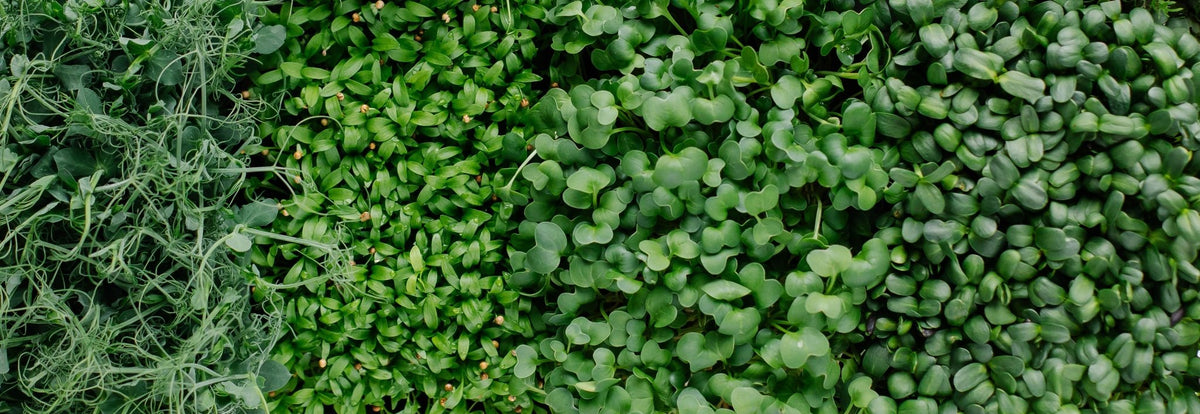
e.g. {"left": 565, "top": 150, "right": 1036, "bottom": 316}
{"left": 502, "top": 0, "right": 912, "bottom": 412}
{"left": 246, "top": 1, "right": 548, "bottom": 412}
{"left": 1, "top": 0, "right": 287, "bottom": 412}
{"left": 858, "top": 0, "right": 1200, "bottom": 411}
{"left": 237, "top": 0, "right": 1200, "bottom": 413}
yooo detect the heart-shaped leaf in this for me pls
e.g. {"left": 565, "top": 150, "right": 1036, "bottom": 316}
{"left": 643, "top": 87, "right": 695, "bottom": 131}
{"left": 780, "top": 327, "right": 829, "bottom": 369}
{"left": 691, "top": 95, "right": 736, "bottom": 125}
{"left": 567, "top": 167, "right": 612, "bottom": 195}
{"left": 806, "top": 245, "right": 853, "bottom": 277}
{"left": 573, "top": 222, "right": 614, "bottom": 245}
{"left": 535, "top": 222, "right": 569, "bottom": 252}
{"left": 805, "top": 292, "right": 844, "bottom": 319}
{"left": 702, "top": 280, "right": 752, "bottom": 301}
{"left": 745, "top": 185, "right": 780, "bottom": 216}
{"left": 653, "top": 147, "right": 708, "bottom": 189}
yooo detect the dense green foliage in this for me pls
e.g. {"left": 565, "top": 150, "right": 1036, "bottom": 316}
{"left": 245, "top": 1, "right": 546, "bottom": 412}
{"left": 4, "top": 0, "right": 1200, "bottom": 413}
{"left": 862, "top": 1, "right": 1200, "bottom": 412}
{"left": 0, "top": 0, "right": 292, "bottom": 412}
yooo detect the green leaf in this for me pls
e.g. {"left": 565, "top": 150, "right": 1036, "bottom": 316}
{"left": 844, "top": 101, "right": 877, "bottom": 143}
{"left": 780, "top": 327, "right": 829, "bottom": 369}
{"left": 848, "top": 376, "right": 879, "bottom": 408}
{"left": 547, "top": 389, "right": 577, "bottom": 412}
{"left": 839, "top": 147, "right": 873, "bottom": 180}
{"left": 647, "top": 287, "right": 680, "bottom": 328}
{"left": 771, "top": 75, "right": 804, "bottom": 109}
{"left": 220, "top": 381, "right": 262, "bottom": 408}
{"left": 741, "top": 46, "right": 771, "bottom": 84}
{"left": 953, "top": 48, "right": 1003, "bottom": 81}
{"left": 876, "top": 113, "right": 912, "bottom": 138}
{"left": 147, "top": 49, "right": 183, "bottom": 85}
{"left": 998, "top": 71, "right": 1046, "bottom": 102}
{"left": 919, "top": 24, "right": 951, "bottom": 58}
{"left": 639, "top": 240, "right": 671, "bottom": 272}
{"left": 653, "top": 147, "right": 708, "bottom": 189}
{"left": 566, "top": 167, "right": 612, "bottom": 195}
{"left": 573, "top": 222, "right": 614, "bottom": 245}
{"left": 805, "top": 292, "right": 844, "bottom": 319}
{"left": 301, "top": 66, "right": 330, "bottom": 80}
{"left": 692, "top": 27, "right": 730, "bottom": 53}
{"left": 691, "top": 95, "right": 736, "bottom": 125}
{"left": 253, "top": 25, "right": 286, "bottom": 54}
{"left": 1011, "top": 178, "right": 1048, "bottom": 210}
{"left": 914, "top": 182, "right": 945, "bottom": 214}
{"left": 643, "top": 87, "right": 695, "bottom": 131}
{"left": 574, "top": 123, "right": 613, "bottom": 150}
{"left": 53, "top": 148, "right": 98, "bottom": 177}
{"left": 701, "top": 250, "right": 738, "bottom": 274}
{"left": 225, "top": 233, "right": 252, "bottom": 253}
{"left": 702, "top": 280, "right": 752, "bottom": 300}
{"left": 717, "top": 307, "right": 761, "bottom": 339}
{"left": 535, "top": 222, "right": 568, "bottom": 252}
{"left": 731, "top": 387, "right": 764, "bottom": 414}
{"left": 806, "top": 245, "right": 853, "bottom": 277}
{"left": 54, "top": 64, "right": 89, "bottom": 91}
{"left": 844, "top": 238, "right": 890, "bottom": 288}
{"left": 745, "top": 185, "right": 780, "bottom": 216}
{"left": 257, "top": 360, "right": 291, "bottom": 392}
{"left": 526, "top": 246, "right": 561, "bottom": 274}
{"left": 582, "top": 5, "right": 623, "bottom": 36}
{"left": 666, "top": 230, "right": 700, "bottom": 259}
{"left": 676, "top": 332, "right": 719, "bottom": 371}
{"left": 953, "top": 362, "right": 988, "bottom": 392}
{"left": 514, "top": 345, "right": 538, "bottom": 378}
{"left": 237, "top": 200, "right": 279, "bottom": 227}
{"left": 410, "top": 245, "right": 426, "bottom": 273}
{"left": 908, "top": 0, "right": 934, "bottom": 25}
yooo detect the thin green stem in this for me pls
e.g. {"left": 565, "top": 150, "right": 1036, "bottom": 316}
{"left": 610, "top": 126, "right": 652, "bottom": 137}
{"left": 746, "top": 85, "right": 772, "bottom": 98}
{"left": 504, "top": 148, "right": 540, "bottom": 189}
{"left": 813, "top": 198, "right": 823, "bottom": 239}
{"left": 816, "top": 71, "right": 862, "bottom": 79}
{"left": 660, "top": 10, "right": 689, "bottom": 36}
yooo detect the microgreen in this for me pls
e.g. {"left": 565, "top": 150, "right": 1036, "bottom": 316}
{"left": 246, "top": 0, "right": 547, "bottom": 412}
{"left": 8, "top": 0, "right": 1200, "bottom": 412}
{"left": 0, "top": 0, "right": 293, "bottom": 411}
